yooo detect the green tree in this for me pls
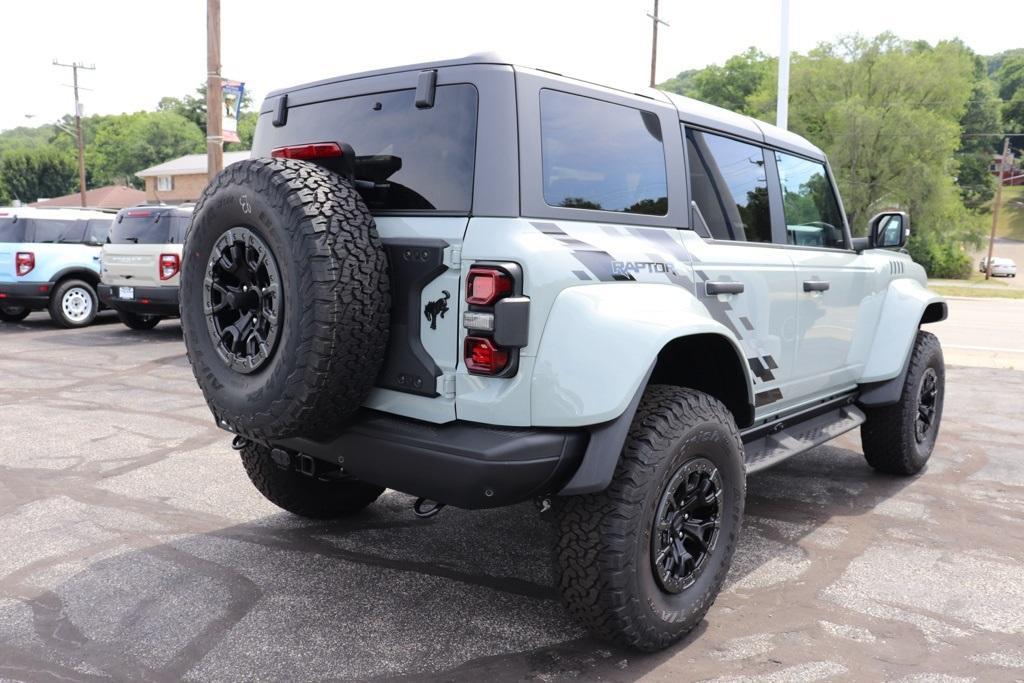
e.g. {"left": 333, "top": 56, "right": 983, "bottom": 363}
{"left": 658, "top": 69, "right": 699, "bottom": 98}
{"left": 955, "top": 52, "right": 1001, "bottom": 207}
{"left": 0, "top": 147, "right": 77, "bottom": 202}
{"left": 660, "top": 48, "right": 775, "bottom": 114}
{"left": 87, "top": 111, "right": 204, "bottom": 188}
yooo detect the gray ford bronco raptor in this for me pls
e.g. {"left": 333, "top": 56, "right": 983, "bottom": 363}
{"left": 180, "top": 54, "right": 947, "bottom": 652}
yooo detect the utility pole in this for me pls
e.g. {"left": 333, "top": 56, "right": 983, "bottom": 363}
{"left": 647, "top": 0, "right": 669, "bottom": 88}
{"left": 776, "top": 0, "right": 791, "bottom": 129}
{"left": 206, "top": 0, "right": 223, "bottom": 180}
{"left": 985, "top": 137, "right": 1011, "bottom": 280}
{"left": 52, "top": 60, "right": 94, "bottom": 207}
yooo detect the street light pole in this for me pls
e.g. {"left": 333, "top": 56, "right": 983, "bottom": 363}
{"left": 985, "top": 137, "right": 1011, "bottom": 280}
{"left": 206, "top": 0, "right": 224, "bottom": 180}
{"left": 52, "top": 60, "right": 94, "bottom": 207}
{"left": 776, "top": 0, "right": 791, "bottom": 129}
{"left": 647, "top": 0, "right": 669, "bottom": 88}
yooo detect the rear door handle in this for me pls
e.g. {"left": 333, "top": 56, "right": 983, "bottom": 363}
{"left": 803, "top": 280, "right": 830, "bottom": 292}
{"left": 706, "top": 281, "right": 744, "bottom": 295}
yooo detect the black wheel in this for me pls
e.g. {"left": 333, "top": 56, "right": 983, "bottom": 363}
{"left": 861, "top": 330, "right": 945, "bottom": 475}
{"left": 117, "top": 311, "right": 161, "bottom": 330}
{"left": 0, "top": 304, "right": 30, "bottom": 322}
{"left": 48, "top": 279, "right": 98, "bottom": 328}
{"left": 557, "top": 385, "right": 745, "bottom": 652}
{"left": 180, "top": 158, "right": 390, "bottom": 441}
{"left": 240, "top": 442, "right": 384, "bottom": 518}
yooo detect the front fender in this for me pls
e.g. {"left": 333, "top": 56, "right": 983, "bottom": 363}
{"left": 860, "top": 278, "right": 946, "bottom": 384}
{"left": 531, "top": 282, "right": 752, "bottom": 427}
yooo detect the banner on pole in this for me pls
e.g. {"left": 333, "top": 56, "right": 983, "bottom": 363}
{"left": 222, "top": 79, "right": 245, "bottom": 144}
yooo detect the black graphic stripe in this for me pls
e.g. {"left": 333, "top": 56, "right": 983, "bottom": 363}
{"left": 531, "top": 221, "right": 629, "bottom": 282}
{"left": 755, "top": 388, "right": 784, "bottom": 407}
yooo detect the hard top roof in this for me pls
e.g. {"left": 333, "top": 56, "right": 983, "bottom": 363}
{"left": 0, "top": 206, "right": 114, "bottom": 220}
{"left": 264, "top": 53, "right": 825, "bottom": 162}
{"left": 114, "top": 204, "right": 194, "bottom": 217}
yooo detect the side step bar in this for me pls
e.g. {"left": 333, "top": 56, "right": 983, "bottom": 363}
{"left": 743, "top": 404, "right": 865, "bottom": 474}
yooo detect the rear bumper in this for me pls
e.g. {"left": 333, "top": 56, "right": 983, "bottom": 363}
{"left": 272, "top": 410, "right": 588, "bottom": 509}
{"left": 99, "top": 284, "right": 180, "bottom": 316}
{"left": 0, "top": 281, "right": 52, "bottom": 309}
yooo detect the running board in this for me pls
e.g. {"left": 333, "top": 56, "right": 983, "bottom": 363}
{"left": 743, "top": 404, "right": 865, "bottom": 474}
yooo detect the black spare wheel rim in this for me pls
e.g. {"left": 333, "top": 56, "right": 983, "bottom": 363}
{"left": 651, "top": 456, "right": 723, "bottom": 594}
{"left": 915, "top": 367, "right": 939, "bottom": 444}
{"left": 204, "top": 227, "right": 282, "bottom": 374}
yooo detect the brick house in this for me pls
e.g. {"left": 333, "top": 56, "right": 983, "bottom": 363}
{"left": 136, "top": 151, "right": 251, "bottom": 204}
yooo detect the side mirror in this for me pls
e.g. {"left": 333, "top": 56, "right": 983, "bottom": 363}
{"left": 868, "top": 211, "right": 910, "bottom": 249}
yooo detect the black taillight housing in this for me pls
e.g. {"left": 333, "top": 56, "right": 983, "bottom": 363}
{"left": 462, "top": 263, "right": 528, "bottom": 376}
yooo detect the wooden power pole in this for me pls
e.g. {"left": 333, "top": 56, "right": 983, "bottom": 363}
{"left": 206, "top": 0, "right": 223, "bottom": 180}
{"left": 985, "top": 137, "right": 1010, "bottom": 280}
{"left": 53, "top": 60, "right": 94, "bottom": 207}
{"left": 647, "top": 0, "right": 669, "bottom": 88}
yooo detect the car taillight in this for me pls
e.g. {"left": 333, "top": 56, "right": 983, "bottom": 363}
{"left": 15, "top": 252, "right": 34, "bottom": 277}
{"left": 464, "top": 336, "right": 509, "bottom": 375}
{"left": 466, "top": 266, "right": 513, "bottom": 306}
{"left": 270, "top": 142, "right": 344, "bottom": 161}
{"left": 159, "top": 253, "right": 180, "bottom": 281}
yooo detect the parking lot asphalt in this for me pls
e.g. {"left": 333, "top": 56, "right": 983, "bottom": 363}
{"left": 1, "top": 309, "right": 1023, "bottom": 682}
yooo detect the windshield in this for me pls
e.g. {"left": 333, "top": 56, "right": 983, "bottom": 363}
{"left": 108, "top": 212, "right": 188, "bottom": 244}
{"left": 0, "top": 218, "right": 27, "bottom": 243}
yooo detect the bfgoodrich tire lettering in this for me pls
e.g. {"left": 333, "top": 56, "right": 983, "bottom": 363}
{"left": 180, "top": 158, "right": 390, "bottom": 441}
{"left": 861, "top": 330, "right": 945, "bottom": 475}
{"left": 557, "top": 385, "right": 745, "bottom": 652}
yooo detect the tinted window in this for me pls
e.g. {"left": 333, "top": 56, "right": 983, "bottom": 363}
{"left": 110, "top": 212, "right": 172, "bottom": 244}
{"left": 260, "top": 85, "right": 478, "bottom": 213}
{"left": 32, "top": 219, "right": 85, "bottom": 244}
{"left": 84, "top": 218, "right": 112, "bottom": 245}
{"left": 540, "top": 90, "right": 667, "bottom": 215}
{"left": 686, "top": 129, "right": 771, "bottom": 243}
{"left": 168, "top": 216, "right": 190, "bottom": 243}
{"left": 775, "top": 152, "right": 845, "bottom": 248}
{"left": 0, "top": 218, "right": 27, "bottom": 243}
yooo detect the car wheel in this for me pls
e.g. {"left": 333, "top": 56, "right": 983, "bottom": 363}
{"left": 48, "top": 279, "right": 98, "bottom": 328}
{"left": 861, "top": 331, "right": 944, "bottom": 475}
{"left": 557, "top": 385, "right": 745, "bottom": 652}
{"left": 240, "top": 441, "right": 385, "bottom": 518}
{"left": 180, "top": 158, "right": 391, "bottom": 441}
{"left": 0, "top": 304, "right": 30, "bottom": 323}
{"left": 117, "top": 311, "right": 161, "bottom": 330}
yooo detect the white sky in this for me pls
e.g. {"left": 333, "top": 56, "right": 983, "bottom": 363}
{"left": 0, "top": 0, "right": 1017, "bottom": 133}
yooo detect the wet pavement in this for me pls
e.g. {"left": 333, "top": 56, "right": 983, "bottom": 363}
{"left": 0, "top": 310, "right": 1022, "bottom": 682}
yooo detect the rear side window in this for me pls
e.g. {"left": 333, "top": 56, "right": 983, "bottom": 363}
{"left": 31, "top": 219, "right": 86, "bottom": 244}
{"left": 774, "top": 152, "right": 846, "bottom": 249}
{"left": 109, "top": 212, "right": 174, "bottom": 244}
{"left": 540, "top": 90, "right": 667, "bottom": 215}
{"left": 84, "top": 218, "right": 112, "bottom": 245}
{"left": 168, "top": 216, "right": 190, "bottom": 243}
{"left": 263, "top": 85, "right": 478, "bottom": 213}
{"left": 0, "top": 218, "right": 27, "bottom": 243}
{"left": 686, "top": 129, "right": 772, "bottom": 243}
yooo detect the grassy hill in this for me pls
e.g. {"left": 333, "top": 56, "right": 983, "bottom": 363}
{"left": 995, "top": 185, "right": 1024, "bottom": 241}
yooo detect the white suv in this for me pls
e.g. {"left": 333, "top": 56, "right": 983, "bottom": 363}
{"left": 177, "top": 54, "right": 947, "bottom": 652}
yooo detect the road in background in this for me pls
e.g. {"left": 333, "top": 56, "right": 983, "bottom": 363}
{"left": 931, "top": 297, "right": 1024, "bottom": 369}
{"left": 0, "top": 310, "right": 1022, "bottom": 680}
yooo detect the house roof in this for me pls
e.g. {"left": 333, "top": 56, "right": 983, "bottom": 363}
{"left": 31, "top": 185, "right": 147, "bottom": 210}
{"left": 136, "top": 151, "right": 251, "bottom": 178}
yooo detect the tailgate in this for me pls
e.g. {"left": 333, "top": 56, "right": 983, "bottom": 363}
{"left": 101, "top": 244, "right": 161, "bottom": 286}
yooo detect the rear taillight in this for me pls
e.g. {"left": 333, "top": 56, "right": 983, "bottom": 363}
{"left": 464, "top": 336, "right": 509, "bottom": 375}
{"left": 159, "top": 253, "right": 180, "bottom": 281}
{"left": 15, "top": 252, "right": 34, "bottom": 277}
{"left": 466, "top": 266, "right": 514, "bottom": 306}
{"left": 270, "top": 142, "right": 343, "bottom": 161}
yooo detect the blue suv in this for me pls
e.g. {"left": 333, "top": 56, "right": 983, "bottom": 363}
{"left": 0, "top": 207, "right": 115, "bottom": 327}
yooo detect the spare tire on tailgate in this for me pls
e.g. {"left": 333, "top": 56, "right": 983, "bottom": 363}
{"left": 180, "top": 158, "right": 390, "bottom": 441}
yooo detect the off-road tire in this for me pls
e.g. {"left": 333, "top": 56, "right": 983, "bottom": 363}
{"left": 118, "top": 311, "right": 161, "bottom": 330}
{"left": 180, "top": 158, "right": 390, "bottom": 441}
{"left": 240, "top": 442, "right": 384, "bottom": 518}
{"left": 48, "top": 279, "right": 98, "bottom": 328}
{"left": 861, "top": 331, "right": 944, "bottom": 475}
{"left": 0, "top": 304, "right": 30, "bottom": 322}
{"left": 557, "top": 385, "right": 746, "bottom": 652}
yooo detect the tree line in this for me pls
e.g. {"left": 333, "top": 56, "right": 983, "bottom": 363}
{"left": 0, "top": 84, "right": 255, "bottom": 205}
{"left": 661, "top": 36, "right": 1024, "bottom": 278}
